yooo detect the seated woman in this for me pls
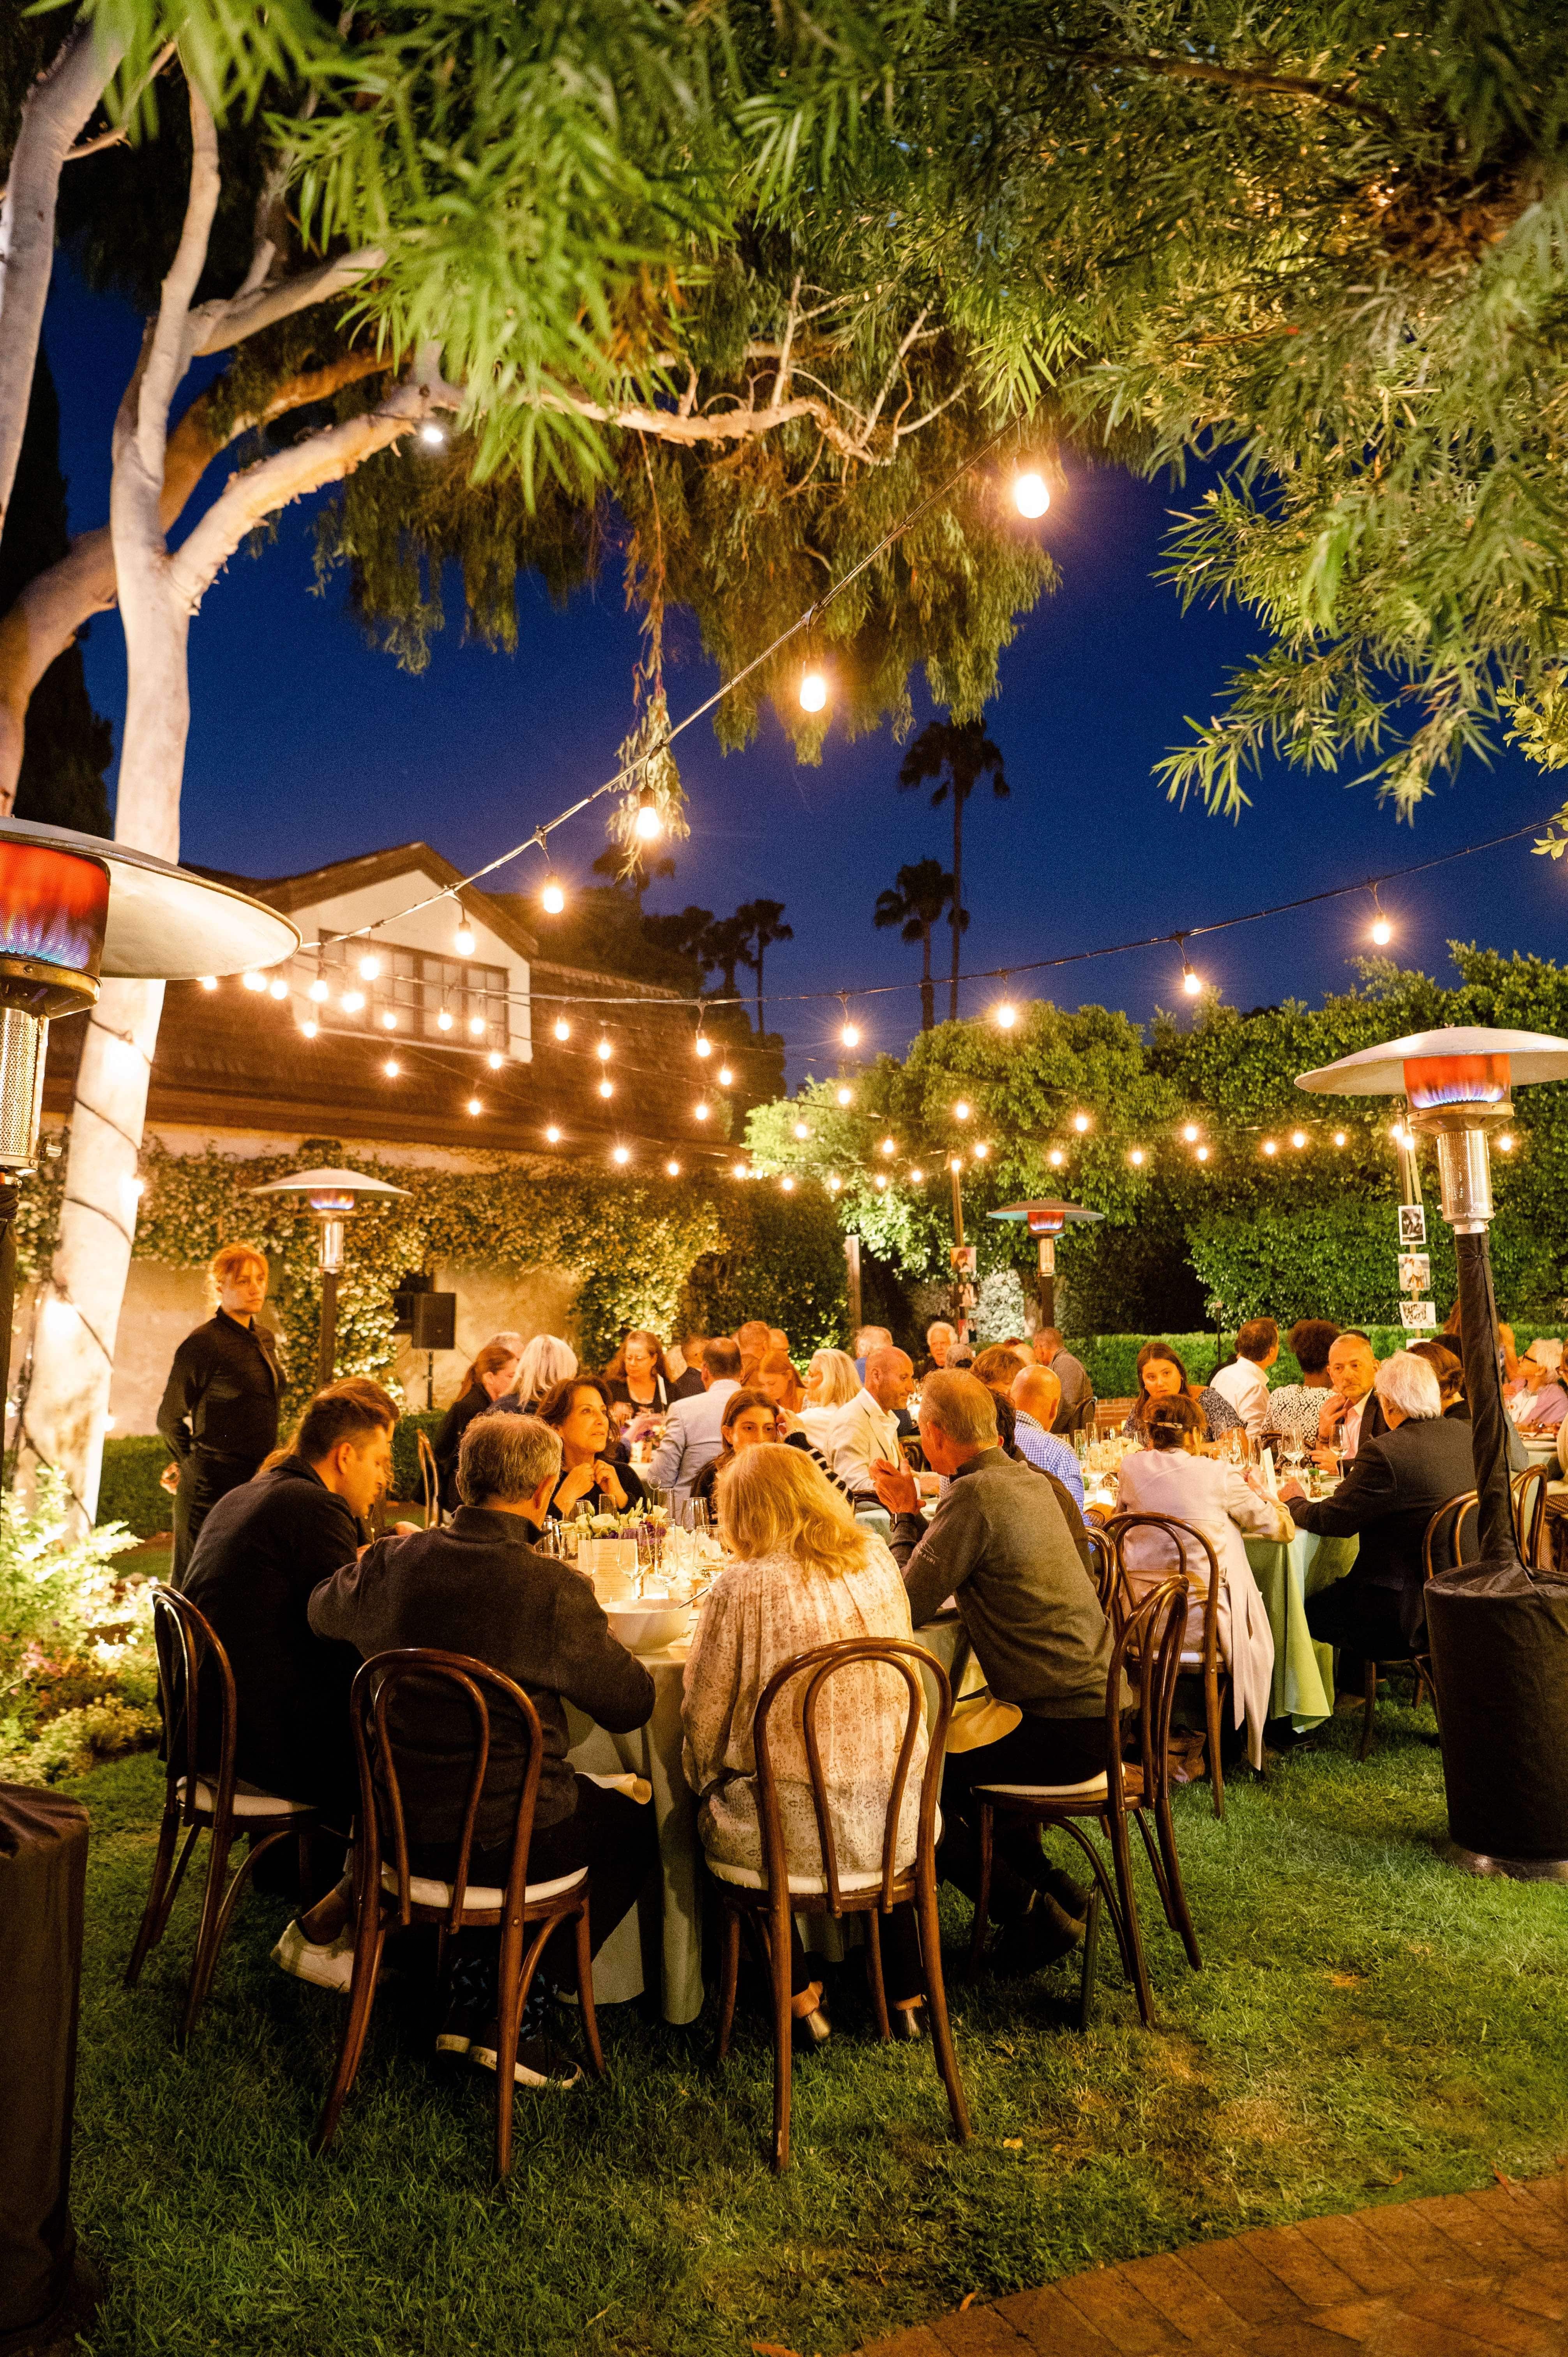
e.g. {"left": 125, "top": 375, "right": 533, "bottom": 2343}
{"left": 1507, "top": 1339, "right": 1568, "bottom": 1432}
{"left": 1410, "top": 1339, "right": 1466, "bottom": 1417}
{"left": 1262, "top": 1319, "right": 1339, "bottom": 1457}
{"left": 1114, "top": 1394, "right": 1281, "bottom": 1770}
{"left": 432, "top": 1336, "right": 523, "bottom": 1512}
{"left": 603, "top": 1329, "right": 679, "bottom": 1418}
{"left": 799, "top": 1349, "right": 861, "bottom": 1451}
{"left": 499, "top": 1334, "right": 578, "bottom": 1415}
{"left": 536, "top": 1376, "right": 647, "bottom": 1519}
{"left": 1122, "top": 1341, "right": 1243, "bottom": 1447}
{"left": 682, "top": 1443, "right": 931, "bottom": 2042}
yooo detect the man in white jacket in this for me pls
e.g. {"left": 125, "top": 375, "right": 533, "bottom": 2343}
{"left": 649, "top": 1338, "right": 742, "bottom": 1505}
{"left": 1210, "top": 1319, "right": 1279, "bottom": 1438}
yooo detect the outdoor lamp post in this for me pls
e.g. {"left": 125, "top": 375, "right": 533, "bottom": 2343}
{"left": 0, "top": 818, "right": 296, "bottom": 2355}
{"left": 247, "top": 1166, "right": 407, "bottom": 1387}
{"left": 987, "top": 1198, "right": 1104, "bottom": 1332}
{"left": 1298, "top": 1026, "right": 1568, "bottom": 1878}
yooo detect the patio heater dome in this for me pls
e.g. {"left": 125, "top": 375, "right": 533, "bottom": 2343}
{"left": 248, "top": 1166, "right": 408, "bottom": 1386}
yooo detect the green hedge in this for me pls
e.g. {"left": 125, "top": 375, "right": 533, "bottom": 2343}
{"left": 391, "top": 1410, "right": 445, "bottom": 1502}
{"left": 1065, "top": 1324, "right": 1568, "bottom": 1402}
{"left": 96, "top": 1437, "right": 173, "bottom": 1539}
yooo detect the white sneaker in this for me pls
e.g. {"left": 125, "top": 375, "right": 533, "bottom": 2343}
{"left": 271, "top": 1917, "right": 357, "bottom": 1993}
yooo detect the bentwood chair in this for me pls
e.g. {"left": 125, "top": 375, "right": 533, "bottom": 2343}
{"left": 1084, "top": 1526, "right": 1125, "bottom": 1631}
{"left": 1352, "top": 1487, "right": 1499, "bottom": 1759}
{"left": 1105, "top": 1514, "right": 1229, "bottom": 1817}
{"left": 416, "top": 1431, "right": 444, "bottom": 1528}
{"left": 968, "top": 1578, "right": 1197, "bottom": 2028}
{"left": 312, "top": 1650, "right": 604, "bottom": 2180}
{"left": 707, "top": 1637, "right": 970, "bottom": 2173}
{"left": 1513, "top": 1464, "right": 1552, "bottom": 1569}
{"left": 125, "top": 1587, "right": 319, "bottom": 2046}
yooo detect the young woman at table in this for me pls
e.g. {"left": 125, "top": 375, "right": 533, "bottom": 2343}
{"left": 536, "top": 1377, "right": 647, "bottom": 1518}
{"left": 432, "top": 1334, "right": 524, "bottom": 1511}
{"left": 1122, "top": 1341, "right": 1244, "bottom": 1448}
{"left": 1114, "top": 1395, "right": 1282, "bottom": 1773}
{"left": 690, "top": 1388, "right": 851, "bottom": 1512}
{"left": 681, "top": 1444, "right": 931, "bottom": 2044}
{"left": 799, "top": 1350, "right": 860, "bottom": 1450}
{"left": 603, "top": 1329, "right": 681, "bottom": 1417}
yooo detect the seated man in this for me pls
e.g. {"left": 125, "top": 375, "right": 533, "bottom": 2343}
{"left": 649, "top": 1337, "right": 743, "bottom": 1506}
{"left": 831, "top": 1345, "right": 915, "bottom": 1500}
{"left": 1282, "top": 1349, "right": 1476, "bottom": 1675}
{"left": 1210, "top": 1318, "right": 1279, "bottom": 1439}
{"left": 182, "top": 1379, "right": 399, "bottom": 1827}
{"left": 871, "top": 1372, "right": 1118, "bottom": 1970}
{"left": 303, "top": 1412, "right": 657, "bottom": 2090}
{"left": 1009, "top": 1363, "right": 1086, "bottom": 1515}
{"left": 1032, "top": 1327, "right": 1092, "bottom": 1436}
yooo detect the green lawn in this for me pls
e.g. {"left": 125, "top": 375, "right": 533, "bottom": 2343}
{"left": 64, "top": 1700, "right": 1567, "bottom": 2357}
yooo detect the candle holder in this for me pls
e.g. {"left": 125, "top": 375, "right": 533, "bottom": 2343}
{"left": 1299, "top": 1025, "right": 1568, "bottom": 1878}
{"left": 247, "top": 1166, "right": 407, "bottom": 1386}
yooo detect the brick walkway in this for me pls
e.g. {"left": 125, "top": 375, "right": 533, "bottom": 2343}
{"left": 856, "top": 2176, "right": 1568, "bottom": 2357}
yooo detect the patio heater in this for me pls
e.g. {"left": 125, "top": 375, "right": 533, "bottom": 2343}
{"left": 0, "top": 818, "right": 297, "bottom": 2350}
{"left": 987, "top": 1198, "right": 1104, "bottom": 1332}
{"left": 247, "top": 1166, "right": 406, "bottom": 1387}
{"left": 1298, "top": 1027, "right": 1568, "bottom": 1879}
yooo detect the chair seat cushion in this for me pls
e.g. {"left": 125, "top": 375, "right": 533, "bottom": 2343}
{"left": 973, "top": 1772, "right": 1111, "bottom": 1802}
{"left": 176, "top": 1776, "right": 314, "bottom": 1820}
{"left": 705, "top": 1855, "right": 911, "bottom": 1896}
{"left": 380, "top": 1861, "right": 587, "bottom": 1910}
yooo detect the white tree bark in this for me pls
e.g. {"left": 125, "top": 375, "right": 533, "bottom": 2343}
{"left": 0, "top": 18, "right": 121, "bottom": 537}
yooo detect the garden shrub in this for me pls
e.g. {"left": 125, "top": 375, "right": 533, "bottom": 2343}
{"left": 1, "top": 1472, "right": 155, "bottom": 1783}
{"left": 97, "top": 1435, "right": 174, "bottom": 1539}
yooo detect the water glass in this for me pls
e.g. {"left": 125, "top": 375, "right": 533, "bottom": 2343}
{"left": 685, "top": 1497, "right": 712, "bottom": 1539}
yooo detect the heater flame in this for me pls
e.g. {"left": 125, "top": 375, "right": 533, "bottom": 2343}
{"left": 1404, "top": 1053, "right": 1511, "bottom": 1110}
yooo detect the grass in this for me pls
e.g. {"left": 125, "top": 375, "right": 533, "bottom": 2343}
{"left": 64, "top": 1697, "right": 1568, "bottom": 2357}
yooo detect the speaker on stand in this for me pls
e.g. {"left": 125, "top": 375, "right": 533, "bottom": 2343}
{"left": 410, "top": 1291, "right": 457, "bottom": 1410}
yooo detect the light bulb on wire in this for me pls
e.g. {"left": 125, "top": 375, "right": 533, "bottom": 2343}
{"left": 909, "top": 1166, "right": 923, "bottom": 1184}
{"left": 540, "top": 875, "right": 566, "bottom": 915}
{"left": 793, "top": 1120, "right": 811, "bottom": 1141}
{"left": 840, "top": 1015, "right": 861, "bottom": 1049}
{"left": 199, "top": 975, "right": 217, "bottom": 992}
{"left": 717, "top": 1064, "right": 734, "bottom": 1087}
{"left": 1129, "top": 1147, "right": 1146, "bottom": 1167}
{"left": 309, "top": 977, "right": 329, "bottom": 1004}
{"left": 1181, "top": 961, "right": 1202, "bottom": 998}
{"left": 358, "top": 954, "right": 380, "bottom": 981}
{"left": 1048, "top": 1148, "right": 1064, "bottom": 1168}
{"left": 1182, "top": 1123, "right": 1199, "bottom": 1144}
{"left": 695, "top": 1034, "right": 712, "bottom": 1060}
{"left": 454, "top": 913, "right": 476, "bottom": 956}
{"left": 268, "top": 977, "right": 288, "bottom": 1001}
{"left": 300, "top": 1019, "right": 318, "bottom": 1039}
{"left": 596, "top": 1037, "right": 613, "bottom": 1062}
{"left": 799, "top": 669, "right": 828, "bottom": 714}
{"left": 466, "top": 1096, "right": 484, "bottom": 1116}
{"left": 1196, "top": 1144, "right": 1211, "bottom": 1163}
{"left": 694, "top": 1101, "right": 710, "bottom": 1122}
{"left": 612, "top": 1145, "right": 630, "bottom": 1166}
{"left": 666, "top": 1159, "right": 681, "bottom": 1178}
{"left": 994, "top": 999, "right": 1018, "bottom": 1031}
{"left": 1290, "top": 1129, "right": 1307, "bottom": 1149}
{"left": 973, "top": 1141, "right": 989, "bottom": 1159}
{"left": 487, "top": 1050, "right": 503, "bottom": 1071}
{"left": 383, "top": 1058, "right": 400, "bottom": 1078}
{"left": 1369, "top": 890, "right": 1393, "bottom": 947}
{"left": 546, "top": 1124, "right": 562, "bottom": 1145}
{"left": 836, "top": 1085, "right": 853, "bottom": 1107}
{"left": 437, "top": 1009, "right": 454, "bottom": 1032}
{"left": 954, "top": 1101, "right": 970, "bottom": 1121}
{"left": 342, "top": 990, "right": 365, "bottom": 1014}
{"left": 598, "top": 1078, "right": 614, "bottom": 1100}
{"left": 781, "top": 1176, "right": 796, "bottom": 1193}
{"left": 553, "top": 1016, "right": 570, "bottom": 1042}
{"left": 242, "top": 972, "right": 265, "bottom": 993}
{"left": 381, "top": 1011, "right": 398, "bottom": 1031}
{"left": 468, "top": 1015, "right": 486, "bottom": 1037}
{"left": 1072, "top": 1112, "right": 1090, "bottom": 1134}
{"left": 634, "top": 788, "right": 662, "bottom": 842}
{"left": 1013, "top": 471, "right": 1051, "bottom": 519}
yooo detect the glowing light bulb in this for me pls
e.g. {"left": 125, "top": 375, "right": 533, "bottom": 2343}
{"left": 732, "top": 1163, "right": 749, "bottom": 1179}
{"left": 828, "top": 1175, "right": 842, "bottom": 1193}
{"left": 1196, "top": 1145, "right": 1211, "bottom": 1163}
{"left": 666, "top": 1159, "right": 681, "bottom": 1177}
{"left": 973, "top": 1141, "right": 989, "bottom": 1159}
{"left": 546, "top": 1125, "right": 562, "bottom": 1145}
{"left": 1333, "top": 1131, "right": 1347, "bottom": 1147}
{"left": 949, "top": 1156, "right": 963, "bottom": 1174}
{"left": 454, "top": 917, "right": 476, "bottom": 956}
{"left": 541, "top": 877, "right": 565, "bottom": 914}
{"left": 437, "top": 1009, "right": 454, "bottom": 1032}
{"left": 612, "top": 1145, "right": 630, "bottom": 1165}
{"left": 954, "top": 1101, "right": 970, "bottom": 1121}
{"left": 487, "top": 1051, "right": 503, "bottom": 1070}
{"left": 881, "top": 1137, "right": 896, "bottom": 1157}
{"left": 242, "top": 972, "right": 265, "bottom": 992}
{"left": 694, "top": 1102, "right": 710, "bottom": 1122}
{"left": 695, "top": 1035, "right": 713, "bottom": 1060}
{"left": 793, "top": 1121, "right": 810, "bottom": 1140}
{"left": 1371, "top": 917, "right": 1392, "bottom": 946}
{"left": 994, "top": 1000, "right": 1018, "bottom": 1030}
{"left": 1263, "top": 1139, "right": 1278, "bottom": 1156}
{"left": 799, "top": 669, "right": 828, "bottom": 713}
{"left": 781, "top": 1176, "right": 796, "bottom": 1193}
{"left": 596, "top": 1037, "right": 613, "bottom": 1062}
{"left": 268, "top": 977, "right": 288, "bottom": 1000}
{"left": 381, "top": 1011, "right": 398, "bottom": 1030}
{"left": 909, "top": 1166, "right": 923, "bottom": 1183}
{"left": 599, "top": 1078, "right": 614, "bottom": 1099}
{"left": 1498, "top": 1132, "right": 1515, "bottom": 1151}
{"left": 1391, "top": 1124, "right": 1409, "bottom": 1146}
{"left": 342, "top": 990, "right": 365, "bottom": 1014}
{"left": 836, "top": 1086, "right": 853, "bottom": 1107}
{"left": 1072, "top": 1112, "right": 1090, "bottom": 1134}
{"left": 300, "top": 1019, "right": 318, "bottom": 1039}
{"left": 466, "top": 1096, "right": 483, "bottom": 1116}
{"left": 1290, "top": 1129, "right": 1307, "bottom": 1149}
{"left": 468, "top": 1015, "right": 486, "bottom": 1037}
{"left": 1048, "top": 1148, "right": 1064, "bottom": 1168}
{"left": 841, "top": 1021, "right": 861, "bottom": 1049}
{"left": 358, "top": 954, "right": 381, "bottom": 981}
{"left": 1182, "top": 965, "right": 1202, "bottom": 997}
{"left": 634, "top": 790, "right": 662, "bottom": 841}
{"left": 309, "top": 978, "right": 329, "bottom": 1004}
{"left": 1013, "top": 471, "right": 1050, "bottom": 518}
{"left": 553, "top": 1017, "right": 570, "bottom": 1042}
{"left": 1182, "top": 1123, "right": 1199, "bottom": 1143}
{"left": 200, "top": 975, "right": 217, "bottom": 992}
{"left": 1129, "top": 1146, "right": 1147, "bottom": 1168}
{"left": 718, "top": 1065, "right": 734, "bottom": 1086}
{"left": 383, "top": 1058, "right": 400, "bottom": 1078}
{"left": 419, "top": 420, "right": 447, "bottom": 448}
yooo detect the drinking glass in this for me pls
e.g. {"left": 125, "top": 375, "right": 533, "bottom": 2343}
{"left": 685, "top": 1497, "right": 711, "bottom": 1539}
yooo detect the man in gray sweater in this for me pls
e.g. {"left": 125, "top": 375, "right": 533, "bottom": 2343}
{"left": 872, "top": 1371, "right": 1118, "bottom": 1968}
{"left": 299, "top": 1412, "right": 656, "bottom": 2088}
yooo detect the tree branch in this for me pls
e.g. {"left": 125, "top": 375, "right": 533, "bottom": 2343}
{"left": 1025, "top": 40, "right": 1401, "bottom": 136}
{"left": 134, "top": 77, "right": 220, "bottom": 484}
{"left": 189, "top": 245, "right": 386, "bottom": 355}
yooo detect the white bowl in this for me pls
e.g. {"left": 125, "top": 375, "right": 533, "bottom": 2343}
{"left": 605, "top": 1598, "right": 690, "bottom": 1652}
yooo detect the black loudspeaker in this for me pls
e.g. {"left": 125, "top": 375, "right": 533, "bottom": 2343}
{"left": 410, "top": 1291, "right": 457, "bottom": 1352}
{"left": 392, "top": 1271, "right": 432, "bottom": 1335}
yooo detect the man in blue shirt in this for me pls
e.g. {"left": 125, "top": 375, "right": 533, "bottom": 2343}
{"left": 1010, "top": 1364, "right": 1085, "bottom": 1516}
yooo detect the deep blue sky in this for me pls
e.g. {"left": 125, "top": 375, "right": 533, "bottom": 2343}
{"left": 45, "top": 261, "right": 1568, "bottom": 1083}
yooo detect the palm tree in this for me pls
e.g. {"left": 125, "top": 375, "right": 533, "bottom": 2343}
{"left": 734, "top": 898, "right": 794, "bottom": 1035}
{"left": 874, "top": 859, "right": 964, "bottom": 1031}
{"left": 699, "top": 912, "right": 752, "bottom": 998}
{"left": 897, "top": 720, "right": 1009, "bottom": 1019}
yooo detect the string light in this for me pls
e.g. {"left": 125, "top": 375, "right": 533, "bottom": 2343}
{"left": 695, "top": 1034, "right": 713, "bottom": 1060}
{"left": 342, "top": 989, "right": 365, "bottom": 1014}
{"left": 437, "top": 1009, "right": 454, "bottom": 1032}
{"left": 1333, "top": 1130, "right": 1347, "bottom": 1147}
{"left": 993, "top": 999, "right": 1018, "bottom": 1030}
{"left": 358, "top": 954, "right": 381, "bottom": 981}
{"left": 836, "top": 1085, "right": 853, "bottom": 1107}
{"left": 468, "top": 1014, "right": 486, "bottom": 1037}
{"left": 242, "top": 972, "right": 265, "bottom": 992}
{"left": 973, "top": 1143, "right": 989, "bottom": 1159}
{"left": 1290, "top": 1129, "right": 1307, "bottom": 1148}
{"left": 383, "top": 1058, "right": 400, "bottom": 1078}
{"left": 454, "top": 912, "right": 476, "bottom": 956}
{"left": 381, "top": 1011, "right": 398, "bottom": 1030}
{"left": 1262, "top": 1139, "right": 1278, "bottom": 1156}
{"left": 268, "top": 977, "right": 288, "bottom": 1000}
{"left": 596, "top": 1037, "right": 613, "bottom": 1062}
{"left": 828, "top": 1175, "right": 842, "bottom": 1194}
{"left": 553, "top": 1016, "right": 570, "bottom": 1042}
{"left": 1181, "top": 959, "right": 1202, "bottom": 997}
{"left": 466, "top": 1096, "right": 484, "bottom": 1116}
{"left": 418, "top": 420, "right": 447, "bottom": 448}
{"left": 840, "top": 1018, "right": 861, "bottom": 1049}
{"left": 546, "top": 1124, "right": 562, "bottom": 1144}
{"left": 666, "top": 1159, "right": 681, "bottom": 1177}
{"left": 598, "top": 1078, "right": 614, "bottom": 1099}
{"left": 309, "top": 978, "right": 329, "bottom": 1004}
{"left": 874, "top": 1173, "right": 888, "bottom": 1189}
{"left": 1182, "top": 1123, "right": 1200, "bottom": 1143}
{"left": 954, "top": 1101, "right": 970, "bottom": 1120}
{"left": 909, "top": 1166, "right": 924, "bottom": 1183}
{"left": 694, "top": 1101, "right": 710, "bottom": 1122}
{"left": 781, "top": 1176, "right": 796, "bottom": 1192}
{"left": 718, "top": 1064, "right": 734, "bottom": 1086}
{"left": 732, "top": 1162, "right": 749, "bottom": 1178}
{"left": 1072, "top": 1112, "right": 1090, "bottom": 1133}
{"left": 1196, "top": 1144, "right": 1211, "bottom": 1162}
{"left": 880, "top": 1136, "right": 897, "bottom": 1156}
{"left": 300, "top": 1019, "right": 318, "bottom": 1039}
{"left": 612, "top": 1144, "right": 631, "bottom": 1164}
{"left": 1498, "top": 1131, "right": 1515, "bottom": 1152}
{"left": 949, "top": 1156, "right": 963, "bottom": 1173}
{"left": 1369, "top": 888, "right": 1392, "bottom": 947}
{"left": 1048, "top": 1148, "right": 1064, "bottom": 1168}
{"left": 634, "top": 787, "right": 662, "bottom": 842}
{"left": 487, "top": 1050, "right": 503, "bottom": 1070}
{"left": 793, "top": 1121, "right": 811, "bottom": 1140}
{"left": 199, "top": 975, "right": 217, "bottom": 991}
{"left": 1013, "top": 470, "right": 1050, "bottom": 518}
{"left": 1129, "top": 1147, "right": 1146, "bottom": 1166}
{"left": 540, "top": 875, "right": 566, "bottom": 914}
{"left": 799, "top": 668, "right": 828, "bottom": 713}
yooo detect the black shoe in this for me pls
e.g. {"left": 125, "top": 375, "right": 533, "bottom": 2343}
{"left": 991, "top": 1893, "right": 1085, "bottom": 1975}
{"left": 791, "top": 2005, "right": 832, "bottom": 2051}
{"left": 434, "top": 2000, "right": 480, "bottom": 2058}
{"left": 468, "top": 2025, "right": 584, "bottom": 2089}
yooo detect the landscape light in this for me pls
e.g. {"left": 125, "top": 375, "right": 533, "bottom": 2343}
{"left": 1013, "top": 471, "right": 1050, "bottom": 519}
{"left": 540, "top": 876, "right": 566, "bottom": 915}
{"left": 634, "top": 787, "right": 662, "bottom": 842}
{"left": 799, "top": 669, "right": 828, "bottom": 713}
{"left": 454, "top": 913, "right": 476, "bottom": 956}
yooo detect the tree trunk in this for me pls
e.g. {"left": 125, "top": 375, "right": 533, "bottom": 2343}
{"left": 756, "top": 944, "right": 765, "bottom": 1036}
{"left": 919, "top": 925, "right": 934, "bottom": 1030}
{"left": 0, "top": 21, "right": 120, "bottom": 537}
{"left": 949, "top": 795, "right": 964, "bottom": 1022}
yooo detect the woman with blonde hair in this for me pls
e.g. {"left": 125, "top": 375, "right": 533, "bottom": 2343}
{"left": 157, "top": 1240, "right": 281, "bottom": 1582}
{"left": 503, "top": 1333, "right": 578, "bottom": 1412}
{"left": 798, "top": 1348, "right": 861, "bottom": 1451}
{"left": 682, "top": 1445, "right": 932, "bottom": 2043}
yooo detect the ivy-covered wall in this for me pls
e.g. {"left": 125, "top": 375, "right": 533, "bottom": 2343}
{"left": 38, "top": 1137, "right": 848, "bottom": 1405}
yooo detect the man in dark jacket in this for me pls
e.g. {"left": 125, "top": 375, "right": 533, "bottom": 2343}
{"left": 1284, "top": 1349, "right": 1476, "bottom": 1671}
{"left": 182, "top": 1380, "right": 398, "bottom": 1822}
{"left": 303, "top": 1411, "right": 657, "bottom": 2089}
{"left": 159, "top": 1243, "right": 282, "bottom": 1581}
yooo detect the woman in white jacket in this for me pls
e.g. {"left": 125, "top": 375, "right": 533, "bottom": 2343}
{"left": 1114, "top": 1395, "right": 1283, "bottom": 1770}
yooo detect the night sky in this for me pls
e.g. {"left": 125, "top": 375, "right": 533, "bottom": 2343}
{"left": 46, "top": 260, "right": 1568, "bottom": 1086}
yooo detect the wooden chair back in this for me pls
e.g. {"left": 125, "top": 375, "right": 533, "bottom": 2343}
{"left": 1422, "top": 1489, "right": 1479, "bottom": 1583}
{"left": 751, "top": 1638, "right": 950, "bottom": 1916}
{"left": 150, "top": 1585, "right": 236, "bottom": 1827}
{"left": 1083, "top": 1526, "right": 1124, "bottom": 1628}
{"left": 350, "top": 1649, "right": 546, "bottom": 1935}
{"left": 1105, "top": 1513, "right": 1223, "bottom": 1673}
{"left": 1111, "top": 1574, "right": 1190, "bottom": 1816}
{"left": 1095, "top": 1397, "right": 1136, "bottom": 1437}
{"left": 417, "top": 1431, "right": 443, "bottom": 1528}
{"left": 1513, "top": 1464, "right": 1552, "bottom": 1567}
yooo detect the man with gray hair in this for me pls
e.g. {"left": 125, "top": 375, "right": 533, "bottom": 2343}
{"left": 307, "top": 1412, "right": 656, "bottom": 2090}
{"left": 1282, "top": 1348, "right": 1476, "bottom": 1677}
{"left": 871, "top": 1371, "right": 1118, "bottom": 1972}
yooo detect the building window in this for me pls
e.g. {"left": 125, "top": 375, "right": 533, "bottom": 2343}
{"left": 298, "top": 936, "right": 510, "bottom": 1049}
